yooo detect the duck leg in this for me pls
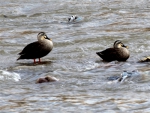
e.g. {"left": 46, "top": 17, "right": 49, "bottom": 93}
{"left": 34, "top": 59, "right": 36, "bottom": 63}
{"left": 38, "top": 58, "right": 41, "bottom": 63}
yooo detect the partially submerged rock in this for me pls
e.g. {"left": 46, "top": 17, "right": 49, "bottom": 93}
{"left": 36, "top": 76, "right": 59, "bottom": 84}
{"left": 139, "top": 56, "right": 150, "bottom": 62}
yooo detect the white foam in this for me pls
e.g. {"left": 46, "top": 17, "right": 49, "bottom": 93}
{"left": 0, "top": 70, "right": 21, "bottom": 82}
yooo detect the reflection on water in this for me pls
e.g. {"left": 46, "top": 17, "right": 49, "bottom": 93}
{"left": 16, "top": 60, "right": 53, "bottom": 66}
{"left": 0, "top": 0, "right": 150, "bottom": 112}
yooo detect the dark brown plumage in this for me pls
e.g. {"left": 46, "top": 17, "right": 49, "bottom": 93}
{"left": 96, "top": 40, "right": 129, "bottom": 62}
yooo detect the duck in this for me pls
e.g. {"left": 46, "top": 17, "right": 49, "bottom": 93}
{"left": 96, "top": 40, "right": 129, "bottom": 62}
{"left": 17, "top": 32, "right": 53, "bottom": 63}
{"left": 68, "top": 15, "right": 78, "bottom": 22}
{"left": 36, "top": 76, "right": 59, "bottom": 84}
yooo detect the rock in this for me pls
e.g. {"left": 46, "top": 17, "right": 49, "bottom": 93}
{"left": 36, "top": 76, "right": 59, "bottom": 84}
{"left": 139, "top": 56, "right": 150, "bottom": 62}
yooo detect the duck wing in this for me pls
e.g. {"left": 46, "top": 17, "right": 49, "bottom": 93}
{"left": 96, "top": 48, "right": 119, "bottom": 61}
{"left": 17, "top": 41, "right": 45, "bottom": 60}
{"left": 19, "top": 41, "right": 41, "bottom": 55}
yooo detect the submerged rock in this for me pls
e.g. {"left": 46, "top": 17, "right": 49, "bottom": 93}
{"left": 107, "top": 70, "right": 140, "bottom": 84}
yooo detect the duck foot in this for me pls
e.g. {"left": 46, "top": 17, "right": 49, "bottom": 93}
{"left": 33, "top": 58, "right": 41, "bottom": 63}
{"left": 34, "top": 59, "right": 36, "bottom": 63}
{"left": 39, "top": 58, "right": 41, "bottom": 63}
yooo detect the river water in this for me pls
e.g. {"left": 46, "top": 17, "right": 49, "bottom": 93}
{"left": 0, "top": 0, "right": 150, "bottom": 112}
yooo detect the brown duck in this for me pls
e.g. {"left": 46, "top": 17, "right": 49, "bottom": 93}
{"left": 96, "top": 40, "right": 129, "bottom": 62}
{"left": 17, "top": 32, "right": 53, "bottom": 63}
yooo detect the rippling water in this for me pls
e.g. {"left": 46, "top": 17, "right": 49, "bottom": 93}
{"left": 0, "top": 0, "right": 150, "bottom": 112}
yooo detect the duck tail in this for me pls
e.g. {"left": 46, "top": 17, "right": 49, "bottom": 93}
{"left": 17, "top": 57, "right": 20, "bottom": 61}
{"left": 96, "top": 52, "right": 102, "bottom": 57}
{"left": 17, "top": 55, "right": 23, "bottom": 61}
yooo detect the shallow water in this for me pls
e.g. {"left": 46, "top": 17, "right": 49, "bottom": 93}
{"left": 0, "top": 0, "right": 150, "bottom": 112}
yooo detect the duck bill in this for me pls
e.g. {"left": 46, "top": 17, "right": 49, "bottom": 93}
{"left": 45, "top": 36, "right": 51, "bottom": 40}
{"left": 123, "top": 45, "right": 128, "bottom": 49}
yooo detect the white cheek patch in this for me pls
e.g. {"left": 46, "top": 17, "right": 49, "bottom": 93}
{"left": 41, "top": 36, "right": 45, "bottom": 40}
{"left": 118, "top": 44, "right": 122, "bottom": 48}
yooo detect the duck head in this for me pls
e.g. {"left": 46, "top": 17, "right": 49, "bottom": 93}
{"left": 37, "top": 32, "right": 52, "bottom": 42}
{"left": 113, "top": 40, "right": 128, "bottom": 49}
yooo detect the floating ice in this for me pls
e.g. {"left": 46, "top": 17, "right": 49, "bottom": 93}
{"left": 0, "top": 70, "right": 21, "bottom": 82}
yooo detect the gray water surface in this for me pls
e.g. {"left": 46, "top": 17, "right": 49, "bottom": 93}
{"left": 0, "top": 0, "right": 150, "bottom": 113}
